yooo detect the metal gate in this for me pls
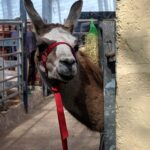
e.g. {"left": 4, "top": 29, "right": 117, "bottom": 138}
{"left": 74, "top": 12, "right": 116, "bottom": 150}
{"left": 0, "top": 20, "right": 24, "bottom": 110}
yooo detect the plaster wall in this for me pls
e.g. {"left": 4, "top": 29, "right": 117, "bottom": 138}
{"left": 116, "top": 0, "right": 150, "bottom": 149}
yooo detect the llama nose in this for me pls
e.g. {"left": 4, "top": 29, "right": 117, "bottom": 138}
{"left": 60, "top": 58, "right": 76, "bottom": 67}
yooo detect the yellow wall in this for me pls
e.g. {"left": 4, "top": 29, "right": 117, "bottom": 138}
{"left": 116, "top": 0, "right": 150, "bottom": 149}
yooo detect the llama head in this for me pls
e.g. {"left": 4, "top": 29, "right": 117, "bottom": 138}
{"left": 24, "top": 0, "right": 83, "bottom": 82}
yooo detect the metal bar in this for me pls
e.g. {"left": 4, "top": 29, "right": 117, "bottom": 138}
{"left": 0, "top": 83, "right": 22, "bottom": 93}
{"left": 0, "top": 37, "right": 21, "bottom": 41}
{"left": 0, "top": 16, "right": 24, "bottom": 108}
{"left": 0, "top": 63, "right": 22, "bottom": 71}
{"left": 79, "top": 12, "right": 116, "bottom": 20}
{"left": 17, "top": 52, "right": 21, "bottom": 95}
{"left": 78, "top": 19, "right": 98, "bottom": 22}
{"left": 1, "top": 0, "right": 12, "bottom": 19}
{"left": 57, "top": 0, "right": 62, "bottom": 23}
{"left": 97, "top": 0, "right": 101, "bottom": 11}
{"left": 0, "top": 20, "right": 22, "bottom": 24}
{"left": 0, "top": 52, "right": 22, "bottom": 57}
{"left": 0, "top": 75, "right": 19, "bottom": 83}
{"left": 20, "top": 0, "right": 28, "bottom": 113}
{"left": 17, "top": 23, "right": 22, "bottom": 99}
{"left": 42, "top": 0, "right": 52, "bottom": 23}
{"left": 1, "top": 91, "right": 21, "bottom": 102}
{"left": 2, "top": 41, "right": 5, "bottom": 99}
{"left": 102, "top": 20, "right": 116, "bottom": 150}
{"left": 73, "top": 32, "right": 88, "bottom": 34}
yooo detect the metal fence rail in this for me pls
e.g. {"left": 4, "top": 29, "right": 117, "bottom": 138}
{"left": 0, "top": 20, "right": 23, "bottom": 108}
{"left": 74, "top": 12, "right": 116, "bottom": 150}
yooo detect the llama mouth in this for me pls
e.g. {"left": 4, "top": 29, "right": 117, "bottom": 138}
{"left": 58, "top": 72, "right": 74, "bottom": 81}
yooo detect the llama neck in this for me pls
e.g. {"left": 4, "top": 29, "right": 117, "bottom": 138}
{"left": 59, "top": 51, "right": 104, "bottom": 132}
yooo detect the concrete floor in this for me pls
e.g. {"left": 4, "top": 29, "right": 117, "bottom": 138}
{"left": 0, "top": 98, "right": 100, "bottom": 150}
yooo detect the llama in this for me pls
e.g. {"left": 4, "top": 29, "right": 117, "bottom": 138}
{"left": 24, "top": 0, "right": 104, "bottom": 139}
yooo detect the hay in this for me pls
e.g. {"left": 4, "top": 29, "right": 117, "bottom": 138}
{"left": 84, "top": 33, "right": 99, "bottom": 64}
{"left": 81, "top": 21, "right": 99, "bottom": 64}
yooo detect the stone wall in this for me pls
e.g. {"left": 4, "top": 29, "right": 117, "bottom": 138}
{"left": 116, "top": 0, "right": 150, "bottom": 149}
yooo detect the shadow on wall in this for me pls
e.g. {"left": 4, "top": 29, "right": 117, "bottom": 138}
{"left": 117, "top": 0, "right": 150, "bottom": 90}
{"left": 117, "top": 0, "right": 150, "bottom": 64}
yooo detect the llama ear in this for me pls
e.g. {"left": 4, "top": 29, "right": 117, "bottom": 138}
{"left": 24, "top": 0, "right": 46, "bottom": 35}
{"left": 64, "top": 0, "right": 83, "bottom": 31}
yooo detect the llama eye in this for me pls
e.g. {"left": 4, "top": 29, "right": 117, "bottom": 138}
{"left": 74, "top": 45, "right": 79, "bottom": 52}
{"left": 38, "top": 43, "right": 49, "bottom": 53}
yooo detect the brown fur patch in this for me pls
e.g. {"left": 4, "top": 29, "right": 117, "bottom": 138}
{"left": 77, "top": 51, "right": 103, "bottom": 87}
{"left": 60, "top": 50, "right": 104, "bottom": 132}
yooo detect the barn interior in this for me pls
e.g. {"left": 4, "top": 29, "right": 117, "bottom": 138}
{"left": 0, "top": 1, "right": 116, "bottom": 150}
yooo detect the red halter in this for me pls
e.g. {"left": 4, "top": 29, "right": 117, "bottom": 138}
{"left": 41, "top": 41, "right": 76, "bottom": 70}
{"left": 40, "top": 41, "right": 76, "bottom": 150}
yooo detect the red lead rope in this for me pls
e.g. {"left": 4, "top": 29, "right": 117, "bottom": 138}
{"left": 40, "top": 41, "right": 74, "bottom": 150}
{"left": 52, "top": 87, "right": 69, "bottom": 150}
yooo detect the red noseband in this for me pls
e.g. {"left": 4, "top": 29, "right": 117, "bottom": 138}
{"left": 41, "top": 42, "right": 76, "bottom": 70}
{"left": 39, "top": 42, "right": 76, "bottom": 150}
